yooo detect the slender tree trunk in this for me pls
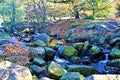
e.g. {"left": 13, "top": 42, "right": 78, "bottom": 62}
{"left": 11, "top": 0, "right": 16, "bottom": 33}
{"left": 74, "top": 5, "right": 79, "bottom": 19}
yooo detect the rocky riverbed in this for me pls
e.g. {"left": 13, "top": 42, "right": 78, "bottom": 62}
{"left": 0, "top": 21, "right": 120, "bottom": 80}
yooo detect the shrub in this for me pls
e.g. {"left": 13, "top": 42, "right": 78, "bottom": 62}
{"left": 2, "top": 44, "right": 29, "bottom": 65}
{"left": 84, "top": 15, "right": 96, "bottom": 20}
{"left": 71, "top": 22, "right": 77, "bottom": 28}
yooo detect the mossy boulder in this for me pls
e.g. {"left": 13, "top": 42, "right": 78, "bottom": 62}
{"left": 89, "top": 45, "right": 101, "bottom": 57}
{"left": 66, "top": 65, "right": 98, "bottom": 77}
{"left": 74, "top": 43, "right": 84, "bottom": 52}
{"left": 60, "top": 72, "right": 84, "bottom": 80}
{"left": 63, "top": 46, "right": 77, "bottom": 58}
{"left": 110, "top": 48, "right": 120, "bottom": 58}
{"left": 48, "top": 61, "right": 67, "bottom": 79}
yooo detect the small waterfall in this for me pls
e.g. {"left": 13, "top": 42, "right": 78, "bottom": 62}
{"left": 54, "top": 51, "right": 69, "bottom": 63}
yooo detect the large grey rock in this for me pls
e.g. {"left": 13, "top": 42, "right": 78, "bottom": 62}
{"left": 34, "top": 33, "right": 51, "bottom": 43}
{"left": 0, "top": 61, "right": 32, "bottom": 80}
{"left": 60, "top": 72, "right": 84, "bottom": 80}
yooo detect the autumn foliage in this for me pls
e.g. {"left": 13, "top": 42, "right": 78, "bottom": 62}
{"left": 2, "top": 44, "right": 29, "bottom": 65}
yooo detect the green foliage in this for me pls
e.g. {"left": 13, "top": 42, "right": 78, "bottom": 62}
{"left": 78, "top": 0, "right": 114, "bottom": 18}
{"left": 84, "top": 15, "right": 96, "bottom": 20}
{"left": 71, "top": 22, "right": 77, "bottom": 28}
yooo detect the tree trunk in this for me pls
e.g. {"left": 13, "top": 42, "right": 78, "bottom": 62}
{"left": 74, "top": 5, "right": 79, "bottom": 19}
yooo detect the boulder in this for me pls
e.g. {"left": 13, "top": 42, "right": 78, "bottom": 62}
{"left": 66, "top": 65, "right": 98, "bottom": 77}
{"left": 62, "top": 46, "right": 77, "bottom": 58}
{"left": 30, "top": 64, "right": 46, "bottom": 75}
{"left": 29, "top": 47, "right": 45, "bottom": 59}
{"left": 110, "top": 48, "right": 120, "bottom": 58}
{"left": 60, "top": 72, "right": 84, "bottom": 80}
{"left": 74, "top": 42, "right": 84, "bottom": 52}
{"left": 30, "top": 40, "right": 46, "bottom": 47}
{"left": 45, "top": 47, "right": 56, "bottom": 57}
{"left": 84, "top": 74, "right": 120, "bottom": 80}
{"left": 0, "top": 61, "right": 32, "bottom": 80}
{"left": 89, "top": 45, "right": 101, "bottom": 57}
{"left": 33, "top": 58, "right": 46, "bottom": 67}
{"left": 34, "top": 33, "right": 51, "bottom": 43}
{"left": 48, "top": 61, "right": 67, "bottom": 79}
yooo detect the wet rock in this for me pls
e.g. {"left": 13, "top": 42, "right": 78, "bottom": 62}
{"left": 45, "top": 47, "right": 56, "bottom": 58}
{"left": 62, "top": 46, "right": 77, "bottom": 58}
{"left": 33, "top": 58, "right": 46, "bottom": 67}
{"left": 60, "top": 72, "right": 84, "bottom": 80}
{"left": 48, "top": 61, "right": 67, "bottom": 79}
{"left": 30, "top": 64, "right": 46, "bottom": 75}
{"left": 84, "top": 74, "right": 120, "bottom": 80}
{"left": 66, "top": 65, "right": 98, "bottom": 77}
{"left": 89, "top": 45, "right": 101, "bottom": 57}
{"left": 110, "top": 48, "right": 120, "bottom": 58}
{"left": 30, "top": 40, "right": 46, "bottom": 47}
{"left": 107, "top": 59, "right": 120, "bottom": 68}
{"left": 34, "top": 33, "right": 51, "bottom": 43}
{"left": 0, "top": 61, "right": 32, "bottom": 80}
{"left": 74, "top": 42, "right": 84, "bottom": 52}
{"left": 29, "top": 47, "right": 45, "bottom": 59}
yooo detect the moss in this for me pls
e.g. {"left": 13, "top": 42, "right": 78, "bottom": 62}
{"left": 48, "top": 61, "right": 67, "bottom": 79}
